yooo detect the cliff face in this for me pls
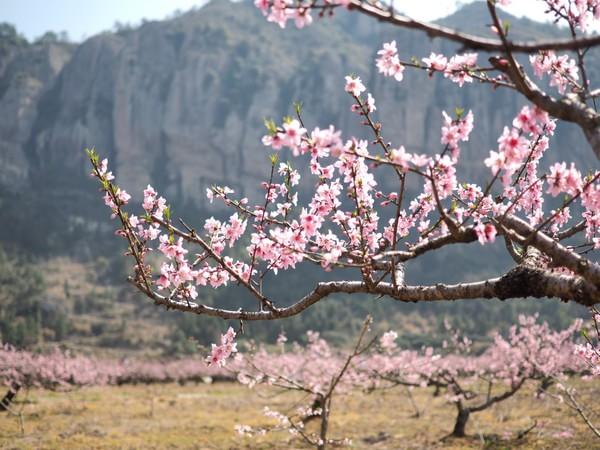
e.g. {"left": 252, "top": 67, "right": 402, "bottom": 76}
{"left": 0, "top": 37, "right": 73, "bottom": 188}
{"left": 0, "top": 0, "right": 596, "bottom": 252}
{"left": 20, "top": 2, "right": 375, "bottom": 208}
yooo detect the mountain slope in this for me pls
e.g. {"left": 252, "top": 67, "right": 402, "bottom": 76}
{"left": 0, "top": 1, "right": 593, "bottom": 350}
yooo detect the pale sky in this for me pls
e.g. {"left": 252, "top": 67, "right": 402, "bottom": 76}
{"left": 0, "top": 0, "right": 563, "bottom": 42}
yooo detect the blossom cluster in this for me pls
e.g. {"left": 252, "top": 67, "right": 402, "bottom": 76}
{"left": 530, "top": 51, "right": 580, "bottom": 94}
{"left": 254, "top": 0, "right": 351, "bottom": 29}
{"left": 237, "top": 330, "right": 363, "bottom": 395}
{"left": 207, "top": 327, "right": 238, "bottom": 367}
{"left": 90, "top": 67, "right": 600, "bottom": 306}
{"left": 575, "top": 310, "right": 600, "bottom": 376}
{"left": 542, "top": 0, "right": 600, "bottom": 31}
{"left": 362, "top": 314, "right": 584, "bottom": 436}
{"left": 233, "top": 315, "right": 586, "bottom": 443}
{"left": 0, "top": 344, "right": 109, "bottom": 391}
{"left": 235, "top": 328, "right": 367, "bottom": 445}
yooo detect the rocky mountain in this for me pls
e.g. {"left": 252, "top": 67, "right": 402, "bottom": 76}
{"left": 0, "top": 1, "right": 594, "bottom": 350}
{"left": 0, "top": 26, "right": 73, "bottom": 188}
{"left": 1, "top": 1, "right": 597, "bottom": 248}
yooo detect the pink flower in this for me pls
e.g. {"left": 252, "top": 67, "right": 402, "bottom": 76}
{"left": 411, "top": 154, "right": 430, "bottom": 167}
{"left": 129, "top": 215, "right": 139, "bottom": 228}
{"left": 143, "top": 185, "right": 158, "bottom": 211}
{"left": 293, "top": 8, "right": 313, "bottom": 28}
{"left": 207, "top": 327, "right": 238, "bottom": 367}
{"left": 474, "top": 222, "right": 497, "bottom": 245}
{"left": 224, "top": 213, "right": 247, "bottom": 246}
{"left": 377, "top": 40, "right": 397, "bottom": 59}
{"left": 497, "top": 127, "right": 528, "bottom": 166}
{"left": 103, "top": 192, "right": 116, "bottom": 210}
{"left": 344, "top": 75, "right": 366, "bottom": 97}
{"left": 206, "top": 188, "right": 214, "bottom": 203}
{"left": 564, "top": 163, "right": 582, "bottom": 195}
{"left": 530, "top": 51, "right": 579, "bottom": 94}
{"left": 444, "top": 53, "right": 478, "bottom": 86}
{"left": 266, "top": 2, "right": 290, "bottom": 28}
{"left": 366, "top": 93, "right": 376, "bottom": 112}
{"left": 380, "top": 331, "right": 398, "bottom": 352}
{"left": 458, "top": 184, "right": 482, "bottom": 202}
{"left": 389, "top": 146, "right": 411, "bottom": 172}
{"left": 254, "top": 0, "right": 269, "bottom": 13}
{"left": 281, "top": 119, "right": 306, "bottom": 149}
{"left": 422, "top": 53, "right": 447, "bottom": 71}
{"left": 376, "top": 41, "right": 405, "bottom": 81}
{"left": 440, "top": 110, "right": 473, "bottom": 150}
{"left": 300, "top": 209, "right": 321, "bottom": 236}
{"left": 97, "top": 158, "right": 114, "bottom": 181}
{"left": 547, "top": 162, "right": 566, "bottom": 197}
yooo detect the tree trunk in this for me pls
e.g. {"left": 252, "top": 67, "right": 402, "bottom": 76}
{"left": 0, "top": 383, "right": 21, "bottom": 412}
{"left": 318, "top": 396, "right": 330, "bottom": 450}
{"left": 405, "top": 386, "right": 421, "bottom": 418}
{"left": 536, "top": 377, "right": 553, "bottom": 397}
{"left": 452, "top": 407, "right": 470, "bottom": 437}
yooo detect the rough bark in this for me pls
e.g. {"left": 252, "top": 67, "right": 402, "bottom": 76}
{"left": 452, "top": 406, "right": 470, "bottom": 437}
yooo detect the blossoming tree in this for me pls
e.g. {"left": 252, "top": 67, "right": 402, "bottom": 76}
{"left": 0, "top": 344, "right": 106, "bottom": 412}
{"left": 235, "top": 317, "right": 373, "bottom": 449}
{"left": 366, "top": 314, "right": 583, "bottom": 437}
{"left": 0, "top": 339, "right": 238, "bottom": 412}
{"left": 89, "top": 0, "right": 600, "bottom": 365}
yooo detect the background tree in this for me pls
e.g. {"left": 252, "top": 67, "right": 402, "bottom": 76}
{"left": 366, "top": 314, "right": 583, "bottom": 437}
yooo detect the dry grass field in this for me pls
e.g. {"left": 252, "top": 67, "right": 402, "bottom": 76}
{"left": 0, "top": 380, "right": 598, "bottom": 449}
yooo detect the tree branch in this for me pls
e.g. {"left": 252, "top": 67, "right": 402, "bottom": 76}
{"left": 500, "top": 215, "right": 600, "bottom": 285}
{"left": 489, "top": 56, "right": 600, "bottom": 159}
{"left": 142, "top": 264, "right": 600, "bottom": 322}
{"left": 348, "top": 0, "right": 600, "bottom": 53}
{"left": 468, "top": 378, "right": 525, "bottom": 413}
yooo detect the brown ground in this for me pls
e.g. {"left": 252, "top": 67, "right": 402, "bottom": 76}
{"left": 0, "top": 379, "right": 598, "bottom": 449}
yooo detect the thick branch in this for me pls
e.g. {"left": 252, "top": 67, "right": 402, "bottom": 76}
{"left": 348, "top": 0, "right": 600, "bottom": 53}
{"left": 144, "top": 266, "right": 600, "bottom": 321}
{"left": 501, "top": 215, "right": 600, "bottom": 285}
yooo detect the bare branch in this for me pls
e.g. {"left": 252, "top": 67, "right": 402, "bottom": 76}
{"left": 469, "top": 378, "right": 526, "bottom": 413}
